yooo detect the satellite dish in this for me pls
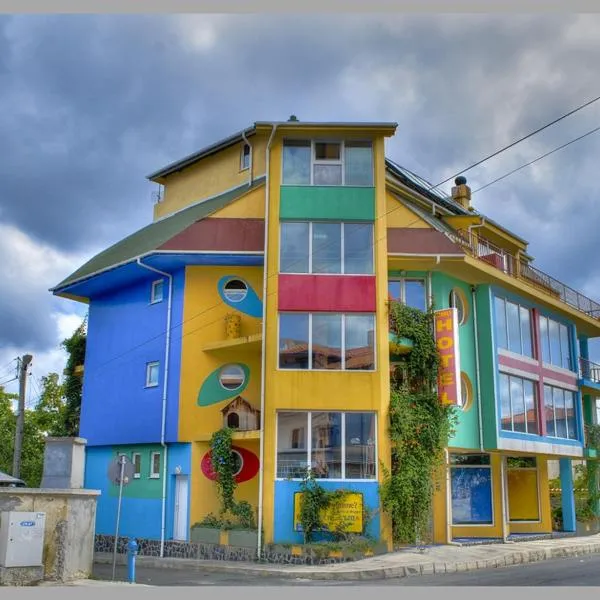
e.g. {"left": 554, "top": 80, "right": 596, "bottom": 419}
{"left": 107, "top": 455, "right": 135, "bottom": 486}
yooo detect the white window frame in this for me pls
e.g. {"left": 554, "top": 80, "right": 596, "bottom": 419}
{"left": 132, "top": 453, "right": 141, "bottom": 479}
{"left": 145, "top": 361, "right": 160, "bottom": 388}
{"left": 499, "top": 372, "right": 538, "bottom": 435}
{"left": 150, "top": 451, "right": 161, "bottom": 479}
{"left": 281, "top": 139, "right": 374, "bottom": 187}
{"left": 275, "top": 410, "right": 378, "bottom": 482}
{"left": 388, "top": 277, "right": 428, "bottom": 311}
{"left": 543, "top": 383, "right": 578, "bottom": 441}
{"left": 279, "top": 221, "right": 374, "bottom": 275}
{"left": 150, "top": 279, "right": 164, "bottom": 304}
{"left": 240, "top": 143, "right": 251, "bottom": 171}
{"left": 595, "top": 398, "right": 600, "bottom": 426}
{"left": 277, "top": 312, "right": 376, "bottom": 372}
{"left": 495, "top": 296, "right": 533, "bottom": 357}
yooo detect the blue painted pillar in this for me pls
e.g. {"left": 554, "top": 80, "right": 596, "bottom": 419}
{"left": 579, "top": 336, "right": 589, "bottom": 362}
{"left": 560, "top": 459, "right": 577, "bottom": 532}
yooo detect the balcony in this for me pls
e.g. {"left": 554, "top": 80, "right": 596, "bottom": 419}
{"left": 453, "top": 229, "right": 600, "bottom": 321}
{"left": 579, "top": 357, "right": 600, "bottom": 395}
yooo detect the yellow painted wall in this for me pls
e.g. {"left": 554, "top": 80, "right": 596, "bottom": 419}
{"left": 209, "top": 185, "right": 265, "bottom": 219}
{"left": 190, "top": 440, "right": 260, "bottom": 527}
{"left": 508, "top": 458, "right": 552, "bottom": 534}
{"left": 259, "top": 133, "right": 393, "bottom": 547}
{"left": 179, "top": 265, "right": 263, "bottom": 442}
{"left": 385, "top": 192, "right": 430, "bottom": 229}
{"left": 154, "top": 134, "right": 267, "bottom": 220}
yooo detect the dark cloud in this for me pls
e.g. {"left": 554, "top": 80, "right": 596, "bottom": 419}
{"left": 2, "top": 13, "right": 600, "bottom": 364}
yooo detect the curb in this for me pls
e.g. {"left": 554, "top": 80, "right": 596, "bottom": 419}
{"left": 94, "top": 539, "right": 600, "bottom": 581}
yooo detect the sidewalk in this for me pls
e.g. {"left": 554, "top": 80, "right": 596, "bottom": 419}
{"left": 94, "top": 533, "right": 600, "bottom": 582}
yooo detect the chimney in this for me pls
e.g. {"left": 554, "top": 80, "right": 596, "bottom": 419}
{"left": 451, "top": 176, "right": 472, "bottom": 210}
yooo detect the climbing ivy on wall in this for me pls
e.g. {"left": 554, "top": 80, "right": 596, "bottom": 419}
{"left": 380, "top": 301, "right": 457, "bottom": 545}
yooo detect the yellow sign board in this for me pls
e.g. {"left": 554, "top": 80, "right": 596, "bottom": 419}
{"left": 293, "top": 492, "right": 363, "bottom": 534}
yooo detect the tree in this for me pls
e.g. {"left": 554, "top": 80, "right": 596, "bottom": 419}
{"left": 0, "top": 387, "right": 17, "bottom": 477}
{"left": 56, "top": 320, "right": 87, "bottom": 437}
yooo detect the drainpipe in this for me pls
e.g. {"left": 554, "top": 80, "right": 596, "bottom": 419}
{"left": 427, "top": 272, "right": 433, "bottom": 310}
{"left": 241, "top": 130, "right": 253, "bottom": 185}
{"left": 257, "top": 123, "right": 278, "bottom": 559}
{"left": 136, "top": 257, "right": 172, "bottom": 558}
{"left": 471, "top": 285, "right": 484, "bottom": 452}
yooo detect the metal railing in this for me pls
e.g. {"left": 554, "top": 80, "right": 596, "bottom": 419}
{"left": 580, "top": 357, "right": 600, "bottom": 384}
{"left": 453, "top": 229, "right": 600, "bottom": 321}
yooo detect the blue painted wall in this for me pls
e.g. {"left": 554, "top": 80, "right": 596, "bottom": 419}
{"left": 86, "top": 446, "right": 162, "bottom": 539}
{"left": 85, "top": 443, "right": 192, "bottom": 541}
{"left": 273, "top": 480, "right": 380, "bottom": 544}
{"left": 80, "top": 268, "right": 184, "bottom": 446}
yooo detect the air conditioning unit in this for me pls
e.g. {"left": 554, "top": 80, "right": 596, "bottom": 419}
{"left": 0, "top": 511, "right": 46, "bottom": 568}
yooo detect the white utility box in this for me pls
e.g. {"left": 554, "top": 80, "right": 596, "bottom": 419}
{"left": 0, "top": 511, "right": 46, "bottom": 568}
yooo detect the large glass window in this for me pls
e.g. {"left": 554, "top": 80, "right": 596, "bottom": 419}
{"left": 388, "top": 278, "right": 427, "bottom": 312}
{"left": 282, "top": 140, "right": 374, "bottom": 186}
{"left": 499, "top": 373, "right": 538, "bottom": 435}
{"left": 539, "top": 315, "right": 572, "bottom": 370}
{"left": 544, "top": 384, "right": 578, "bottom": 440}
{"left": 279, "top": 313, "right": 375, "bottom": 371}
{"left": 280, "top": 222, "right": 373, "bottom": 275}
{"left": 276, "top": 411, "right": 376, "bottom": 480}
{"left": 494, "top": 297, "right": 533, "bottom": 358}
{"left": 449, "top": 454, "right": 493, "bottom": 525}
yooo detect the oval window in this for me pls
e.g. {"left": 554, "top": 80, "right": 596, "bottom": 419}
{"left": 449, "top": 288, "right": 469, "bottom": 325}
{"left": 218, "top": 364, "right": 245, "bottom": 391}
{"left": 232, "top": 450, "right": 243, "bottom": 476}
{"left": 460, "top": 372, "right": 473, "bottom": 411}
{"left": 223, "top": 279, "right": 248, "bottom": 303}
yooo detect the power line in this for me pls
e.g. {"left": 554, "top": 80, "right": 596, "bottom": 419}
{"left": 472, "top": 125, "right": 600, "bottom": 195}
{"left": 429, "top": 92, "right": 600, "bottom": 192}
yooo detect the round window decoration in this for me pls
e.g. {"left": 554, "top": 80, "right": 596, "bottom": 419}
{"left": 460, "top": 372, "right": 473, "bottom": 411}
{"left": 201, "top": 445, "right": 260, "bottom": 483}
{"left": 218, "top": 364, "right": 246, "bottom": 391}
{"left": 223, "top": 279, "right": 248, "bottom": 303}
{"left": 231, "top": 450, "right": 243, "bottom": 476}
{"left": 449, "top": 288, "right": 469, "bottom": 325}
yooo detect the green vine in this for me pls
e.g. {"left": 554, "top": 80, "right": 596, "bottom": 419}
{"left": 380, "top": 301, "right": 457, "bottom": 545}
{"left": 208, "top": 427, "right": 256, "bottom": 530}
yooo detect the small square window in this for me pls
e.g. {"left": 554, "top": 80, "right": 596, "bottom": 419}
{"left": 150, "top": 452, "right": 161, "bottom": 478}
{"left": 151, "top": 280, "right": 164, "bottom": 304}
{"left": 241, "top": 144, "right": 251, "bottom": 171}
{"left": 315, "top": 142, "right": 341, "bottom": 161}
{"left": 132, "top": 453, "right": 141, "bottom": 479}
{"left": 146, "top": 362, "right": 159, "bottom": 388}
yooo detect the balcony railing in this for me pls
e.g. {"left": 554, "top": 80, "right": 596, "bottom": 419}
{"left": 580, "top": 357, "right": 600, "bottom": 385}
{"left": 453, "top": 229, "right": 600, "bottom": 321}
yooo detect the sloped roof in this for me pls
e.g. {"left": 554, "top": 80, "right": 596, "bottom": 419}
{"left": 0, "top": 470, "right": 25, "bottom": 486}
{"left": 51, "top": 177, "right": 266, "bottom": 291}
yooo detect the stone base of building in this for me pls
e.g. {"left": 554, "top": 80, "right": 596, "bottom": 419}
{"left": 94, "top": 534, "right": 388, "bottom": 565}
{"left": 0, "top": 565, "right": 44, "bottom": 586}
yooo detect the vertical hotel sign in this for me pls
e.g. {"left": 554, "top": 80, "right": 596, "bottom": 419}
{"left": 434, "top": 308, "right": 461, "bottom": 405}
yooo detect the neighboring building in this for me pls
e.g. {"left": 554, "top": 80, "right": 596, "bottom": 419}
{"left": 52, "top": 118, "right": 600, "bottom": 550}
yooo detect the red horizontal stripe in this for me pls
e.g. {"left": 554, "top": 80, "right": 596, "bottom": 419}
{"left": 498, "top": 354, "right": 577, "bottom": 387}
{"left": 278, "top": 274, "right": 376, "bottom": 312}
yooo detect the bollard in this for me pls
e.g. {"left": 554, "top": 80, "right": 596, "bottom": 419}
{"left": 127, "top": 539, "right": 138, "bottom": 584}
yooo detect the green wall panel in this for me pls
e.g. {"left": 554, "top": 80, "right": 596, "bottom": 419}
{"left": 109, "top": 444, "right": 164, "bottom": 499}
{"left": 279, "top": 186, "right": 375, "bottom": 221}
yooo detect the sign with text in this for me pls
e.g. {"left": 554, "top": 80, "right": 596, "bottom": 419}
{"left": 293, "top": 492, "right": 363, "bottom": 534}
{"left": 434, "top": 308, "right": 462, "bottom": 406}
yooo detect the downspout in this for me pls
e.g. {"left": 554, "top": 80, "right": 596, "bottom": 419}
{"left": 136, "top": 257, "right": 172, "bottom": 558}
{"left": 241, "top": 130, "right": 253, "bottom": 185}
{"left": 471, "top": 285, "right": 484, "bottom": 452}
{"left": 257, "top": 123, "right": 278, "bottom": 559}
{"left": 427, "top": 272, "right": 433, "bottom": 310}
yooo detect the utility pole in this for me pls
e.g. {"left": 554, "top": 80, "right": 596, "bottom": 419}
{"left": 12, "top": 354, "right": 32, "bottom": 479}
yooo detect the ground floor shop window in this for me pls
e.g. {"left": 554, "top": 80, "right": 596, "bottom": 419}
{"left": 276, "top": 411, "right": 376, "bottom": 480}
{"left": 450, "top": 454, "right": 493, "bottom": 525}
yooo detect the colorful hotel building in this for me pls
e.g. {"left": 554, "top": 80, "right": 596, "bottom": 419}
{"left": 52, "top": 118, "right": 600, "bottom": 550}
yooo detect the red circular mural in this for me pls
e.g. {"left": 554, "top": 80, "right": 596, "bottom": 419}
{"left": 201, "top": 445, "right": 259, "bottom": 483}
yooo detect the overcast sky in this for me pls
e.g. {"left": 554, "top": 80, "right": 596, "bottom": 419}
{"left": 2, "top": 13, "right": 600, "bottom": 399}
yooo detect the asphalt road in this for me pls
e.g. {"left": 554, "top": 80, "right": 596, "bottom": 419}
{"left": 93, "top": 554, "right": 600, "bottom": 586}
